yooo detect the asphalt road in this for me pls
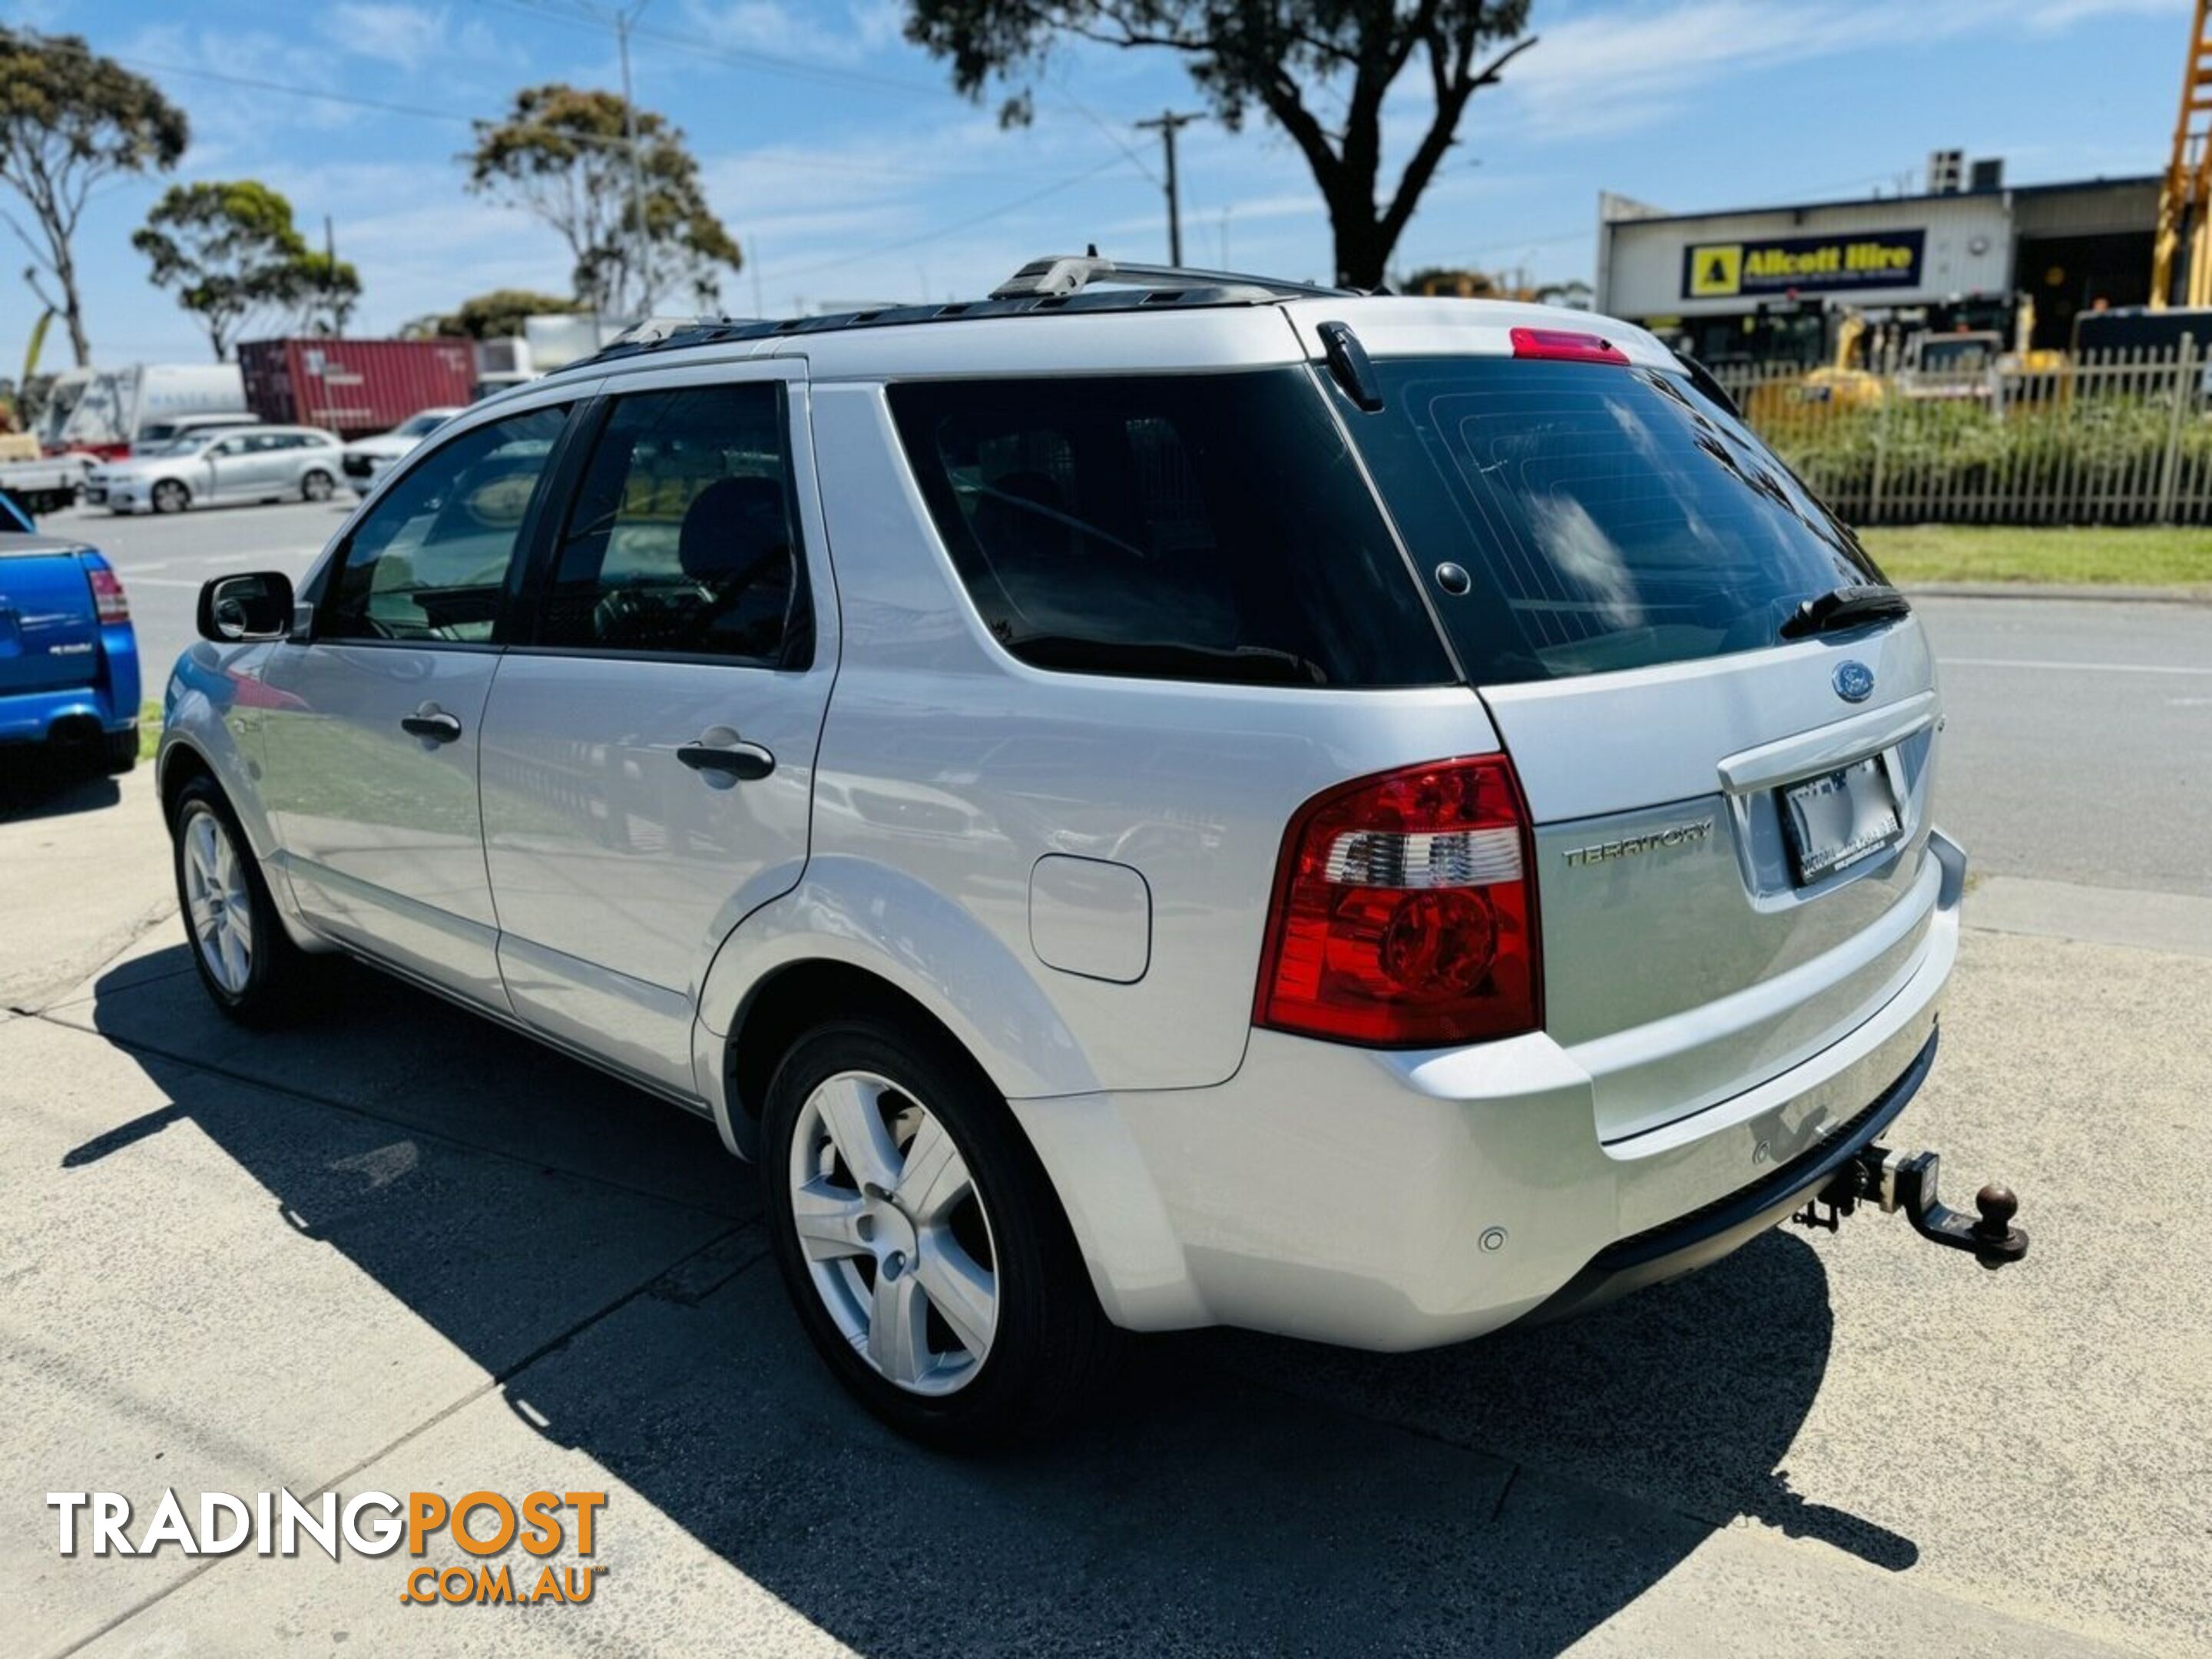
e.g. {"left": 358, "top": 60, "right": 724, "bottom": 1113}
{"left": 48, "top": 492, "right": 2212, "bottom": 898}
{"left": 41, "top": 496, "right": 350, "bottom": 691}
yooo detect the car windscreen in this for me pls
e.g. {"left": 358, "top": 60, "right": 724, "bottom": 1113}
{"left": 888, "top": 369, "right": 1452, "bottom": 688}
{"left": 1335, "top": 356, "right": 1887, "bottom": 685}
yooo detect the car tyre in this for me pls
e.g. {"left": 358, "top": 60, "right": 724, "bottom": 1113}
{"left": 151, "top": 479, "right": 189, "bottom": 515}
{"left": 300, "top": 469, "right": 336, "bottom": 502}
{"left": 171, "top": 776, "right": 316, "bottom": 1025}
{"left": 760, "top": 1015, "right": 1118, "bottom": 1450}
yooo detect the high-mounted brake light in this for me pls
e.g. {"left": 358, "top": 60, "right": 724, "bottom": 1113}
{"left": 1257, "top": 756, "right": 1541, "bottom": 1048}
{"left": 84, "top": 561, "right": 130, "bottom": 624}
{"left": 1510, "top": 326, "right": 1629, "bottom": 366}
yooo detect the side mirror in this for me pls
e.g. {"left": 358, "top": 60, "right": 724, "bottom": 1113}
{"left": 197, "top": 571, "right": 296, "bottom": 643}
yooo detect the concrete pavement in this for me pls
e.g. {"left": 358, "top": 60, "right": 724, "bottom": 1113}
{"left": 7, "top": 915, "right": 2193, "bottom": 1657}
{"left": 3, "top": 717, "right": 2207, "bottom": 1654}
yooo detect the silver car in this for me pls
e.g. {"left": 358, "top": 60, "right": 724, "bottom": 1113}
{"left": 88, "top": 425, "right": 342, "bottom": 514}
{"left": 159, "top": 257, "right": 1996, "bottom": 1448}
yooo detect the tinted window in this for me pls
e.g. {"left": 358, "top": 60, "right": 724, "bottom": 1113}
{"left": 889, "top": 371, "right": 1451, "bottom": 687}
{"left": 321, "top": 406, "right": 566, "bottom": 644}
{"left": 536, "top": 384, "right": 808, "bottom": 665}
{"left": 1339, "top": 357, "right": 1886, "bottom": 684}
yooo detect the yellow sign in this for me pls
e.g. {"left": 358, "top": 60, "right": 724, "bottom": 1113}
{"left": 1687, "top": 244, "right": 1743, "bottom": 298}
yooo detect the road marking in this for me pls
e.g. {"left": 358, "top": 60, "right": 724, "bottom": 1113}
{"left": 1943, "top": 656, "right": 2212, "bottom": 677}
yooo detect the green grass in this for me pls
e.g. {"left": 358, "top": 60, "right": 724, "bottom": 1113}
{"left": 138, "top": 702, "right": 161, "bottom": 762}
{"left": 1858, "top": 525, "right": 2212, "bottom": 591}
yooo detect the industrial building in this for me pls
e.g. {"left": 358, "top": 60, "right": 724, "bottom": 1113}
{"left": 1595, "top": 161, "right": 2159, "bottom": 366}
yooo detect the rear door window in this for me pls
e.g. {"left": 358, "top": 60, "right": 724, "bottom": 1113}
{"left": 1337, "top": 356, "right": 1886, "bottom": 684}
{"left": 888, "top": 370, "right": 1452, "bottom": 688}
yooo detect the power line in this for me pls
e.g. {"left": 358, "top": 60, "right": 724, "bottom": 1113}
{"left": 98, "top": 51, "right": 1073, "bottom": 183}
{"left": 763, "top": 154, "right": 1131, "bottom": 286}
{"left": 1053, "top": 71, "right": 1160, "bottom": 187}
{"left": 468, "top": 0, "right": 945, "bottom": 101}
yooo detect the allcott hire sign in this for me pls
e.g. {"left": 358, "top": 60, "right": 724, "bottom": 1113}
{"left": 1681, "top": 230, "right": 1926, "bottom": 300}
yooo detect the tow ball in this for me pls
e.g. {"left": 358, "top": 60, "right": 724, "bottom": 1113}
{"left": 1790, "top": 1144, "right": 2029, "bottom": 1268}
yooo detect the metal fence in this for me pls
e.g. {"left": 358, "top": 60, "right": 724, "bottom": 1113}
{"left": 1710, "top": 339, "right": 2212, "bottom": 526}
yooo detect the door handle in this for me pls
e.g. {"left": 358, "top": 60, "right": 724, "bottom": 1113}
{"left": 677, "top": 738, "right": 775, "bottom": 781}
{"left": 400, "top": 707, "right": 463, "bottom": 743}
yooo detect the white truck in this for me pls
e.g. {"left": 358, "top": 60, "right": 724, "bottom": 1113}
{"left": 0, "top": 433, "right": 94, "bottom": 516}
{"left": 41, "top": 363, "right": 249, "bottom": 458}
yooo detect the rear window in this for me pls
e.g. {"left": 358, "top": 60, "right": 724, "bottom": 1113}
{"left": 1337, "top": 356, "right": 1886, "bottom": 684}
{"left": 888, "top": 371, "right": 1452, "bottom": 688}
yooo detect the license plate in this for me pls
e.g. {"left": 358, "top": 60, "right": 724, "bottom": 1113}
{"left": 1782, "top": 756, "right": 1902, "bottom": 884}
{"left": 84, "top": 488, "right": 105, "bottom": 503}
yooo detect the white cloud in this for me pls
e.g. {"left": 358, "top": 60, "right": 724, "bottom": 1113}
{"left": 1507, "top": 0, "right": 2189, "bottom": 139}
{"left": 322, "top": 3, "right": 478, "bottom": 71}
{"left": 675, "top": 0, "right": 911, "bottom": 65}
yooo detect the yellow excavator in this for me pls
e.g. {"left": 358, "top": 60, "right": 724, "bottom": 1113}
{"left": 1743, "top": 310, "right": 1886, "bottom": 426}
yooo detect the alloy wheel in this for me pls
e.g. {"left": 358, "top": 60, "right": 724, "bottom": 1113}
{"left": 182, "top": 809, "right": 253, "bottom": 995}
{"left": 153, "top": 481, "right": 187, "bottom": 514}
{"left": 303, "top": 470, "right": 334, "bottom": 502}
{"left": 787, "top": 1070, "right": 998, "bottom": 1396}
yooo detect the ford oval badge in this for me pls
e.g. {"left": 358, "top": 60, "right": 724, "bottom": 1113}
{"left": 1833, "top": 660, "right": 1876, "bottom": 703}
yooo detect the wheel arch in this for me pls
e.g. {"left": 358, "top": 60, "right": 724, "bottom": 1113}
{"left": 692, "top": 859, "right": 1106, "bottom": 1159}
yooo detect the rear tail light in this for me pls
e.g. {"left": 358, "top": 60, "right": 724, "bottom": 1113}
{"left": 85, "top": 561, "right": 130, "bottom": 623}
{"left": 1510, "top": 326, "right": 1628, "bottom": 366}
{"left": 1257, "top": 756, "right": 1541, "bottom": 1048}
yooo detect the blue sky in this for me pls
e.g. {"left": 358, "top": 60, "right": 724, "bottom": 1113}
{"left": 0, "top": 0, "right": 2193, "bottom": 362}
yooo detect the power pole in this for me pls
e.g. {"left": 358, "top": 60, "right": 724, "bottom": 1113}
{"left": 324, "top": 215, "right": 339, "bottom": 336}
{"left": 614, "top": 1, "right": 654, "bottom": 319}
{"left": 1135, "top": 110, "right": 1202, "bottom": 266}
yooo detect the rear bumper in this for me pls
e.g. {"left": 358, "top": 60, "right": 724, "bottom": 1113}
{"left": 0, "top": 619, "right": 139, "bottom": 744}
{"left": 1013, "top": 830, "right": 1965, "bottom": 1349}
{"left": 1515, "top": 1025, "right": 1936, "bottom": 1327}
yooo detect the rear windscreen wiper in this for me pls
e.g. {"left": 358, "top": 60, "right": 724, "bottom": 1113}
{"left": 1779, "top": 584, "right": 1912, "bottom": 641}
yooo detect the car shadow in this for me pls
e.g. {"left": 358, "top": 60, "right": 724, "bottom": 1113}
{"left": 75, "top": 945, "right": 1913, "bottom": 1654}
{"left": 0, "top": 749, "right": 124, "bottom": 823}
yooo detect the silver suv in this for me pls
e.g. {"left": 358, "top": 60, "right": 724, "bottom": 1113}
{"left": 161, "top": 258, "right": 1969, "bottom": 1446}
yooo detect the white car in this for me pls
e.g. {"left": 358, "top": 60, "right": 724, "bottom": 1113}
{"left": 88, "top": 426, "right": 341, "bottom": 514}
{"left": 339, "top": 409, "right": 463, "bottom": 496}
{"left": 129, "top": 411, "right": 259, "bottom": 455}
{"left": 160, "top": 256, "right": 2020, "bottom": 1448}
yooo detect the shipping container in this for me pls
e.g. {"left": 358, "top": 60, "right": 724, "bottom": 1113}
{"left": 237, "top": 338, "right": 478, "bottom": 439}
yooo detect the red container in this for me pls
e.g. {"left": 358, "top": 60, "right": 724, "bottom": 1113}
{"left": 237, "top": 337, "right": 477, "bottom": 439}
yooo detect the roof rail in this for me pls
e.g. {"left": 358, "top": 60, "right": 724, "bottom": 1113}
{"left": 574, "top": 251, "right": 1354, "bottom": 368}
{"left": 990, "top": 253, "right": 1349, "bottom": 301}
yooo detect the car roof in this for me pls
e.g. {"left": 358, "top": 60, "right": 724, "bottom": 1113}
{"left": 519, "top": 255, "right": 1676, "bottom": 396}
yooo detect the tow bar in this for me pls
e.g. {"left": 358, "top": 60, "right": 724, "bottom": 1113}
{"left": 1791, "top": 1144, "right": 2029, "bottom": 1268}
